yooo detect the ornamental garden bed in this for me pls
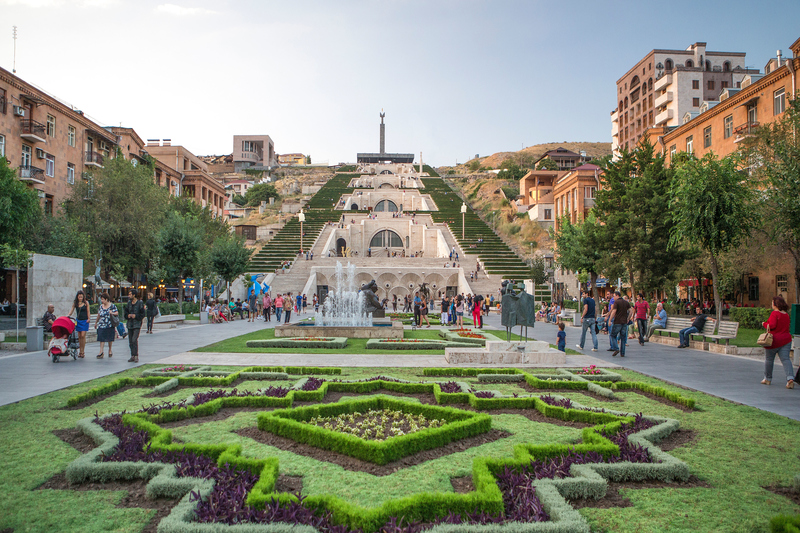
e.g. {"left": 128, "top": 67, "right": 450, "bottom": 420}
{"left": 365, "top": 338, "right": 477, "bottom": 350}
{"left": 7, "top": 365, "right": 800, "bottom": 533}
{"left": 246, "top": 336, "right": 348, "bottom": 349}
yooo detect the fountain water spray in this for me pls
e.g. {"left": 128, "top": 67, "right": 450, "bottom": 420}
{"left": 314, "top": 262, "right": 373, "bottom": 327}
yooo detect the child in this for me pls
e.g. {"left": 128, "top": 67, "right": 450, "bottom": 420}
{"left": 557, "top": 322, "right": 566, "bottom": 352}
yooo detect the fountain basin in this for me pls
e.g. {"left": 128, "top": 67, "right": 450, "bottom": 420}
{"left": 275, "top": 318, "right": 404, "bottom": 339}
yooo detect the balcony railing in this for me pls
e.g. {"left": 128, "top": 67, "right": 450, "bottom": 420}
{"left": 733, "top": 121, "right": 759, "bottom": 143}
{"left": 654, "top": 91, "right": 673, "bottom": 108}
{"left": 654, "top": 74, "right": 672, "bottom": 92}
{"left": 85, "top": 151, "right": 105, "bottom": 167}
{"left": 19, "top": 165, "right": 45, "bottom": 183}
{"left": 654, "top": 108, "right": 674, "bottom": 126}
{"left": 20, "top": 119, "right": 46, "bottom": 142}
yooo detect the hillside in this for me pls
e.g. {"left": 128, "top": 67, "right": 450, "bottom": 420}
{"left": 440, "top": 141, "right": 612, "bottom": 173}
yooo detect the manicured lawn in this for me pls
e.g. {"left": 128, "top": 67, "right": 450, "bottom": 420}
{"left": 2, "top": 334, "right": 26, "bottom": 343}
{"left": 1, "top": 365, "right": 799, "bottom": 532}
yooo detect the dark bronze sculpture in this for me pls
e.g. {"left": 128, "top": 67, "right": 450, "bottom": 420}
{"left": 500, "top": 280, "right": 536, "bottom": 340}
{"left": 360, "top": 279, "right": 385, "bottom": 318}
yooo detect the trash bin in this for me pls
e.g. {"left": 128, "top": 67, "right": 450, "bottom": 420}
{"left": 26, "top": 326, "right": 44, "bottom": 352}
{"left": 200, "top": 311, "right": 209, "bottom": 324}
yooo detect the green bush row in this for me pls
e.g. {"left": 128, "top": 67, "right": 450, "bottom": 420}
{"left": 65, "top": 376, "right": 171, "bottom": 407}
{"left": 257, "top": 396, "right": 491, "bottom": 465}
{"left": 729, "top": 306, "right": 772, "bottom": 329}
{"left": 365, "top": 339, "right": 475, "bottom": 350}
{"left": 771, "top": 514, "right": 800, "bottom": 533}
{"left": 613, "top": 381, "right": 696, "bottom": 408}
{"left": 477, "top": 373, "right": 525, "bottom": 383}
{"left": 246, "top": 337, "right": 348, "bottom": 349}
{"left": 285, "top": 366, "right": 342, "bottom": 375}
{"left": 438, "top": 330, "right": 487, "bottom": 346}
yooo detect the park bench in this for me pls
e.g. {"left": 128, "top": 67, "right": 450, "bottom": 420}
{"left": 153, "top": 314, "right": 185, "bottom": 328}
{"left": 702, "top": 321, "right": 740, "bottom": 344}
{"left": 653, "top": 317, "right": 738, "bottom": 343}
{"left": 35, "top": 317, "right": 54, "bottom": 342}
{"left": 559, "top": 309, "right": 578, "bottom": 326}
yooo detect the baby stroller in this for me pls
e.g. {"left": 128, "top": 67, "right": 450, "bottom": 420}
{"left": 48, "top": 316, "right": 79, "bottom": 363}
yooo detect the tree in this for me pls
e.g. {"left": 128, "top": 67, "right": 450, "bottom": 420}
{"left": 743, "top": 96, "right": 800, "bottom": 302}
{"left": 670, "top": 152, "right": 760, "bottom": 326}
{"left": 305, "top": 155, "right": 311, "bottom": 165}
{"left": 231, "top": 194, "right": 246, "bottom": 206}
{"left": 0, "top": 157, "right": 41, "bottom": 247}
{"left": 244, "top": 183, "right": 280, "bottom": 207}
{"left": 530, "top": 255, "right": 549, "bottom": 286}
{"left": 497, "top": 160, "right": 526, "bottom": 181}
{"left": 169, "top": 196, "right": 229, "bottom": 245}
{"left": 63, "top": 157, "right": 169, "bottom": 280}
{"left": 467, "top": 159, "right": 481, "bottom": 172}
{"left": 31, "top": 214, "right": 91, "bottom": 260}
{"left": 208, "top": 235, "right": 253, "bottom": 300}
{"left": 536, "top": 158, "right": 559, "bottom": 171}
{"left": 158, "top": 211, "right": 204, "bottom": 313}
{"left": 551, "top": 213, "right": 605, "bottom": 302}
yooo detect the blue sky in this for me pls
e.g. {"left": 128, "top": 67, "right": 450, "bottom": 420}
{"left": 1, "top": 0, "right": 797, "bottom": 165}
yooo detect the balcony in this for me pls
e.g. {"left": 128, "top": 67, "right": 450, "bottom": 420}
{"left": 85, "top": 151, "right": 104, "bottom": 168}
{"left": 583, "top": 198, "right": 596, "bottom": 209}
{"left": 654, "top": 108, "right": 674, "bottom": 126}
{"left": 19, "top": 119, "right": 47, "bottom": 143}
{"left": 733, "top": 121, "right": 759, "bottom": 143}
{"left": 654, "top": 91, "right": 673, "bottom": 108}
{"left": 654, "top": 74, "right": 672, "bottom": 92}
{"left": 19, "top": 165, "right": 45, "bottom": 185}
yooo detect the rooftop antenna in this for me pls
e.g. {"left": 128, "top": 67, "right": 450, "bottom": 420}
{"left": 12, "top": 26, "right": 17, "bottom": 73}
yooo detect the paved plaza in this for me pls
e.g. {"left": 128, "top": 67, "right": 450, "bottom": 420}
{"left": 1, "top": 311, "right": 798, "bottom": 421}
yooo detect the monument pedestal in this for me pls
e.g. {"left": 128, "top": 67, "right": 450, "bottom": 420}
{"left": 445, "top": 341, "right": 566, "bottom": 365}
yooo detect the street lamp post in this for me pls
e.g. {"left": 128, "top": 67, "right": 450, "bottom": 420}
{"left": 460, "top": 202, "right": 467, "bottom": 240}
{"left": 298, "top": 210, "right": 305, "bottom": 255}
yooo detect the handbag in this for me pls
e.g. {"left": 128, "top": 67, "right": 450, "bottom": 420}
{"left": 110, "top": 309, "right": 120, "bottom": 327}
{"left": 757, "top": 325, "right": 773, "bottom": 347}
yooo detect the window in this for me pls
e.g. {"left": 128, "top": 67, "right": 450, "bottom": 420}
{"left": 724, "top": 115, "right": 733, "bottom": 138}
{"left": 584, "top": 186, "right": 596, "bottom": 198}
{"left": 747, "top": 103, "right": 758, "bottom": 124}
{"left": 21, "top": 144, "right": 31, "bottom": 168}
{"left": 707, "top": 80, "right": 715, "bottom": 91}
{"left": 693, "top": 97, "right": 700, "bottom": 107}
{"left": 721, "top": 81, "right": 729, "bottom": 89}
{"left": 686, "top": 60, "right": 694, "bottom": 68}
{"left": 45, "top": 154, "right": 55, "bottom": 177}
{"left": 46, "top": 114, "right": 56, "bottom": 137}
{"left": 703, "top": 126, "right": 712, "bottom": 148}
{"left": 748, "top": 276, "right": 759, "bottom": 301}
{"left": 68, "top": 125, "right": 76, "bottom": 147}
{"left": 370, "top": 229, "right": 403, "bottom": 248}
{"left": 544, "top": 209, "right": 552, "bottom": 220}
{"left": 0, "top": 134, "right": 4, "bottom": 157}
{"left": 774, "top": 87, "right": 786, "bottom": 115}
{"left": 67, "top": 163, "right": 75, "bottom": 184}
{"left": 670, "top": 145, "right": 677, "bottom": 159}
{"left": 777, "top": 275, "right": 788, "bottom": 293}
{"left": 0, "top": 88, "right": 6, "bottom": 114}
{"left": 374, "top": 199, "right": 398, "bottom": 211}
{"left": 686, "top": 136, "right": 693, "bottom": 154}
{"left": 44, "top": 195, "right": 53, "bottom": 216}
{"left": 692, "top": 80, "right": 699, "bottom": 89}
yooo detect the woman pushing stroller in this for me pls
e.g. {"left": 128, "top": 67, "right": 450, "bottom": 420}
{"left": 67, "top": 290, "right": 90, "bottom": 358}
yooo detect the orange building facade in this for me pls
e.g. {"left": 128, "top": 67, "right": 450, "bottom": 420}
{"left": 647, "top": 36, "right": 800, "bottom": 306}
{"left": 552, "top": 164, "right": 602, "bottom": 230}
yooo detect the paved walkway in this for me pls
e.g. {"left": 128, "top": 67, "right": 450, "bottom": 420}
{"left": 1, "top": 312, "right": 798, "bottom": 422}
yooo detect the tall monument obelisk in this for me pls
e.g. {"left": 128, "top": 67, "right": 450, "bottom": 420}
{"left": 379, "top": 109, "right": 385, "bottom": 155}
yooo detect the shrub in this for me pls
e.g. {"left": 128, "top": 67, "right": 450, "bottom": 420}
{"left": 729, "top": 307, "right": 772, "bottom": 329}
{"left": 246, "top": 337, "right": 348, "bottom": 349}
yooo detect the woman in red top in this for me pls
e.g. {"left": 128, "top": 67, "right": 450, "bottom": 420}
{"left": 760, "top": 295, "right": 795, "bottom": 389}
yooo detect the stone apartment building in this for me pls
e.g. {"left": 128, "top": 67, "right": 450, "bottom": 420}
{"left": 646, "top": 36, "right": 800, "bottom": 307}
{"left": 612, "top": 42, "right": 757, "bottom": 155}
{"left": 0, "top": 65, "right": 118, "bottom": 212}
{"left": 233, "top": 134, "right": 276, "bottom": 173}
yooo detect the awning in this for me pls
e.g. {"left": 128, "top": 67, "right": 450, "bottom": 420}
{"left": 678, "top": 278, "right": 712, "bottom": 287}
{"left": 110, "top": 277, "right": 133, "bottom": 288}
{"left": 736, "top": 95, "right": 759, "bottom": 109}
{"left": 84, "top": 275, "right": 111, "bottom": 286}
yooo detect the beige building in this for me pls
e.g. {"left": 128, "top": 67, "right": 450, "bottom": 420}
{"left": 233, "top": 134, "right": 276, "bottom": 172}
{"left": 336, "top": 189, "right": 436, "bottom": 212}
{"left": 552, "top": 164, "right": 602, "bottom": 230}
{"left": 0, "top": 65, "right": 118, "bottom": 212}
{"left": 278, "top": 153, "right": 305, "bottom": 166}
{"left": 612, "top": 42, "right": 757, "bottom": 155}
{"left": 145, "top": 140, "right": 227, "bottom": 218}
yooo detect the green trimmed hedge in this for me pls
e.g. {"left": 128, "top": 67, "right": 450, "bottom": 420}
{"left": 771, "top": 514, "right": 800, "bottom": 532}
{"left": 65, "top": 376, "right": 171, "bottom": 407}
{"left": 614, "top": 381, "right": 696, "bottom": 408}
{"left": 423, "top": 368, "right": 523, "bottom": 377}
{"left": 438, "top": 330, "right": 487, "bottom": 346}
{"left": 257, "top": 396, "right": 491, "bottom": 465}
{"left": 246, "top": 337, "right": 348, "bottom": 349}
{"left": 285, "top": 367, "right": 342, "bottom": 375}
{"left": 729, "top": 307, "right": 772, "bottom": 329}
{"left": 365, "top": 339, "right": 475, "bottom": 350}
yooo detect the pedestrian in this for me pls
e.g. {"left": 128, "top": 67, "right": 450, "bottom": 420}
{"left": 608, "top": 291, "right": 633, "bottom": 357}
{"left": 678, "top": 313, "right": 709, "bottom": 348}
{"left": 248, "top": 289, "right": 257, "bottom": 322}
{"left": 576, "top": 289, "right": 598, "bottom": 352}
{"left": 455, "top": 296, "right": 465, "bottom": 328}
{"left": 93, "top": 292, "right": 117, "bottom": 358}
{"left": 413, "top": 292, "right": 422, "bottom": 326}
{"left": 302, "top": 294, "right": 307, "bottom": 313}
{"left": 124, "top": 289, "right": 145, "bottom": 363}
{"left": 420, "top": 295, "right": 431, "bottom": 327}
{"left": 440, "top": 295, "right": 448, "bottom": 325}
{"left": 68, "top": 289, "right": 90, "bottom": 358}
{"left": 284, "top": 292, "right": 293, "bottom": 323}
{"left": 472, "top": 294, "right": 483, "bottom": 328}
{"left": 557, "top": 322, "right": 566, "bottom": 352}
{"left": 296, "top": 293, "right": 303, "bottom": 315}
{"left": 634, "top": 293, "right": 650, "bottom": 345}
{"left": 145, "top": 292, "right": 157, "bottom": 334}
{"left": 310, "top": 251, "right": 313, "bottom": 261}
{"left": 606, "top": 292, "right": 618, "bottom": 351}
{"left": 264, "top": 293, "right": 272, "bottom": 322}
{"left": 646, "top": 302, "right": 667, "bottom": 340}
{"left": 760, "top": 295, "right": 795, "bottom": 389}
{"left": 392, "top": 294, "right": 397, "bottom": 312}
{"left": 275, "top": 294, "right": 283, "bottom": 322}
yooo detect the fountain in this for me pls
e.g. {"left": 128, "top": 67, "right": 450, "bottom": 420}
{"left": 274, "top": 262, "right": 403, "bottom": 339}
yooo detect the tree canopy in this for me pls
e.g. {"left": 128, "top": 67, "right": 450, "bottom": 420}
{"left": 244, "top": 183, "right": 280, "bottom": 207}
{"left": 0, "top": 157, "right": 42, "bottom": 247}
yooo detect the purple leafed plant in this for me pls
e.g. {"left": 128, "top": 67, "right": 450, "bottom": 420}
{"left": 438, "top": 381, "right": 462, "bottom": 394}
{"left": 538, "top": 394, "right": 573, "bottom": 409}
{"left": 328, "top": 376, "right": 405, "bottom": 383}
{"left": 470, "top": 390, "right": 494, "bottom": 399}
{"left": 301, "top": 377, "right": 325, "bottom": 391}
{"left": 141, "top": 387, "right": 291, "bottom": 416}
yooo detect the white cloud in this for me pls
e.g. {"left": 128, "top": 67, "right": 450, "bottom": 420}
{"left": 0, "top": 0, "right": 118, "bottom": 7}
{"left": 155, "top": 3, "right": 216, "bottom": 16}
